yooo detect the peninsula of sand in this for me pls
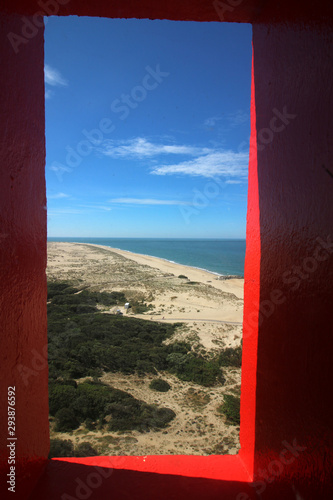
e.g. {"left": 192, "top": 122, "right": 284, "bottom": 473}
{"left": 47, "top": 241, "right": 244, "bottom": 456}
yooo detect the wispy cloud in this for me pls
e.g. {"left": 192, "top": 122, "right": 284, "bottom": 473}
{"left": 109, "top": 198, "right": 191, "bottom": 206}
{"left": 48, "top": 192, "right": 69, "bottom": 199}
{"left": 227, "top": 109, "right": 249, "bottom": 128}
{"left": 98, "top": 137, "right": 210, "bottom": 159}
{"left": 203, "top": 110, "right": 249, "bottom": 131}
{"left": 45, "top": 89, "right": 54, "bottom": 100}
{"left": 48, "top": 205, "right": 112, "bottom": 216}
{"left": 204, "top": 116, "right": 223, "bottom": 128}
{"left": 44, "top": 64, "right": 68, "bottom": 87}
{"left": 47, "top": 208, "right": 84, "bottom": 216}
{"left": 151, "top": 151, "right": 248, "bottom": 179}
{"left": 99, "top": 137, "right": 248, "bottom": 181}
{"left": 78, "top": 205, "right": 112, "bottom": 211}
{"left": 49, "top": 164, "right": 72, "bottom": 181}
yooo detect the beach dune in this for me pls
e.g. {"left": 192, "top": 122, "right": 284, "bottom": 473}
{"left": 47, "top": 242, "right": 243, "bottom": 456}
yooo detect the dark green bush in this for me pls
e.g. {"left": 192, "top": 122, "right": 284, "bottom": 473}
{"left": 47, "top": 281, "right": 225, "bottom": 387}
{"left": 217, "top": 394, "right": 240, "bottom": 425}
{"left": 74, "top": 442, "right": 98, "bottom": 457}
{"left": 49, "top": 384, "right": 77, "bottom": 416}
{"left": 49, "top": 438, "right": 98, "bottom": 458}
{"left": 131, "top": 301, "right": 153, "bottom": 314}
{"left": 84, "top": 418, "right": 96, "bottom": 430}
{"left": 171, "top": 341, "right": 191, "bottom": 354}
{"left": 107, "top": 402, "right": 175, "bottom": 432}
{"left": 55, "top": 408, "right": 80, "bottom": 432}
{"left": 49, "top": 378, "right": 176, "bottom": 433}
{"left": 178, "top": 275, "right": 188, "bottom": 279}
{"left": 49, "top": 438, "right": 74, "bottom": 458}
{"left": 218, "top": 346, "right": 242, "bottom": 368}
{"left": 47, "top": 282, "right": 77, "bottom": 300}
{"left": 149, "top": 379, "right": 171, "bottom": 392}
{"left": 55, "top": 378, "right": 78, "bottom": 388}
{"left": 167, "top": 352, "right": 224, "bottom": 387}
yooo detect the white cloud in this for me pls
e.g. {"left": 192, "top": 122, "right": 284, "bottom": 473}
{"left": 98, "top": 137, "right": 210, "bottom": 159}
{"left": 151, "top": 151, "right": 248, "bottom": 179}
{"left": 227, "top": 110, "right": 249, "bottom": 128}
{"left": 44, "top": 64, "right": 68, "bottom": 87}
{"left": 49, "top": 164, "right": 72, "bottom": 174}
{"left": 48, "top": 192, "right": 69, "bottom": 199}
{"left": 47, "top": 208, "right": 84, "bottom": 216}
{"left": 78, "top": 205, "right": 112, "bottom": 211}
{"left": 109, "top": 198, "right": 190, "bottom": 206}
{"left": 204, "top": 110, "right": 249, "bottom": 131}
{"left": 99, "top": 137, "right": 248, "bottom": 181}
{"left": 49, "top": 164, "right": 72, "bottom": 181}
{"left": 45, "top": 89, "right": 54, "bottom": 100}
{"left": 204, "top": 116, "right": 223, "bottom": 128}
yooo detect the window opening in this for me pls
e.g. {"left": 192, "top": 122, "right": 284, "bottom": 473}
{"left": 45, "top": 16, "right": 251, "bottom": 458}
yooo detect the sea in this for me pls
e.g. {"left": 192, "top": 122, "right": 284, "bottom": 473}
{"left": 47, "top": 238, "right": 246, "bottom": 277}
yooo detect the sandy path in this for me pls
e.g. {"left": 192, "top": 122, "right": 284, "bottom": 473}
{"left": 152, "top": 318, "right": 242, "bottom": 325}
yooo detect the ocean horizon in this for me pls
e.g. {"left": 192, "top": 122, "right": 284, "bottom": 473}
{"left": 47, "top": 237, "right": 246, "bottom": 277}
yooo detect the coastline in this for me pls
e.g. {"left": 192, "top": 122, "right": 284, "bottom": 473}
{"left": 47, "top": 237, "right": 245, "bottom": 279}
{"left": 80, "top": 242, "right": 244, "bottom": 300}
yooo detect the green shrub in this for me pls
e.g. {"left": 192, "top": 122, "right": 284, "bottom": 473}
{"left": 49, "top": 438, "right": 74, "bottom": 458}
{"left": 218, "top": 346, "right": 242, "bottom": 368}
{"left": 178, "top": 275, "right": 188, "bottom": 279}
{"left": 47, "top": 280, "right": 224, "bottom": 387}
{"left": 131, "top": 301, "right": 153, "bottom": 314}
{"left": 167, "top": 352, "right": 224, "bottom": 387}
{"left": 106, "top": 402, "right": 175, "bottom": 432}
{"left": 47, "top": 281, "right": 178, "bottom": 377}
{"left": 49, "top": 378, "right": 176, "bottom": 433}
{"left": 149, "top": 379, "right": 171, "bottom": 392}
{"left": 63, "top": 360, "right": 87, "bottom": 378}
{"left": 84, "top": 418, "right": 96, "bottom": 430}
{"left": 74, "top": 442, "right": 98, "bottom": 457}
{"left": 55, "top": 408, "right": 80, "bottom": 432}
{"left": 217, "top": 394, "right": 240, "bottom": 425}
{"left": 49, "top": 384, "right": 77, "bottom": 416}
{"left": 170, "top": 341, "right": 191, "bottom": 354}
{"left": 47, "top": 282, "right": 77, "bottom": 300}
{"left": 181, "top": 355, "right": 223, "bottom": 386}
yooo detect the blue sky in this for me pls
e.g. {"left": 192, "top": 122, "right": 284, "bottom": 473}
{"left": 45, "top": 17, "right": 252, "bottom": 238}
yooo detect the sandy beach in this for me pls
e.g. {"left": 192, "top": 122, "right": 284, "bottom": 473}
{"left": 47, "top": 242, "right": 244, "bottom": 455}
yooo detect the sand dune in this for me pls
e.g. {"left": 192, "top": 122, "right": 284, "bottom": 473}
{"left": 47, "top": 242, "right": 243, "bottom": 455}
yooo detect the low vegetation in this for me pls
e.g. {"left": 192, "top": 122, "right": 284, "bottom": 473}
{"left": 217, "top": 394, "right": 240, "bottom": 425}
{"left": 47, "top": 280, "right": 235, "bottom": 447}
{"left": 48, "top": 281, "right": 226, "bottom": 387}
{"left": 149, "top": 378, "right": 171, "bottom": 392}
{"left": 49, "top": 438, "right": 98, "bottom": 458}
{"left": 49, "top": 378, "right": 175, "bottom": 433}
{"left": 218, "top": 346, "right": 242, "bottom": 368}
{"left": 130, "top": 299, "right": 154, "bottom": 314}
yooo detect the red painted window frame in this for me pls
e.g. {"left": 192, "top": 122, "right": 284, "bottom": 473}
{"left": 49, "top": 30, "right": 259, "bottom": 487}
